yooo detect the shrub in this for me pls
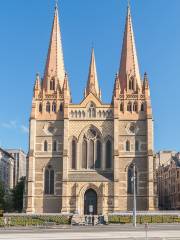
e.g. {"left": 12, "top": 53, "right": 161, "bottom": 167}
{"left": 108, "top": 215, "right": 180, "bottom": 224}
{"left": 0, "top": 215, "right": 72, "bottom": 227}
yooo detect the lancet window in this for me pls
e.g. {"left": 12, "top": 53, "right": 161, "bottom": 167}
{"left": 81, "top": 128, "right": 101, "bottom": 170}
{"left": 105, "top": 139, "right": 112, "bottom": 169}
{"left": 44, "top": 166, "right": 54, "bottom": 195}
{"left": 127, "top": 164, "right": 137, "bottom": 194}
{"left": 50, "top": 79, "right": 55, "bottom": 90}
{"left": 88, "top": 102, "right": 96, "bottom": 118}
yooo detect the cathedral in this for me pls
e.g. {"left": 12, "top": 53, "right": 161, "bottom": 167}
{"left": 25, "top": 3, "right": 157, "bottom": 214}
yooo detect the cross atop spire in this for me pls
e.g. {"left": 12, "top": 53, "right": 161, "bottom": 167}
{"left": 118, "top": 3, "right": 141, "bottom": 92}
{"left": 43, "top": 1, "right": 65, "bottom": 91}
{"left": 85, "top": 48, "right": 101, "bottom": 99}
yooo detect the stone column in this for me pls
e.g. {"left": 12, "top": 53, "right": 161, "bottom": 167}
{"left": 113, "top": 103, "right": 120, "bottom": 212}
{"left": 61, "top": 115, "right": 70, "bottom": 213}
{"left": 147, "top": 117, "right": 156, "bottom": 210}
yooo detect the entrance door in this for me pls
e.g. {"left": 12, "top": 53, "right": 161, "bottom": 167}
{"left": 84, "top": 189, "right": 97, "bottom": 215}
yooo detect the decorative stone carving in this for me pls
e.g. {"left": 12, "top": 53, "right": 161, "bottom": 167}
{"left": 43, "top": 122, "right": 57, "bottom": 135}
{"left": 126, "top": 122, "right": 139, "bottom": 135}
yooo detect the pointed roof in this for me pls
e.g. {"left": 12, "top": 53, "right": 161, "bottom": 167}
{"left": 119, "top": 4, "right": 141, "bottom": 91}
{"left": 43, "top": 3, "right": 65, "bottom": 90}
{"left": 85, "top": 48, "right": 101, "bottom": 99}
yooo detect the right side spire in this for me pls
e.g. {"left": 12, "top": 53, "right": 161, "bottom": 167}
{"left": 119, "top": 4, "right": 141, "bottom": 92}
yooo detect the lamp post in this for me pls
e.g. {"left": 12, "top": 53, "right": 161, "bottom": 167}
{"left": 133, "top": 162, "right": 136, "bottom": 227}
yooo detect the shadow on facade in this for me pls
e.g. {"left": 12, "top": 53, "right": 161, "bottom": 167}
{"left": 42, "top": 155, "right": 63, "bottom": 213}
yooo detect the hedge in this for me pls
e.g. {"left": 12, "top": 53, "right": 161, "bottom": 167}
{"left": 108, "top": 215, "right": 180, "bottom": 224}
{"left": 0, "top": 215, "right": 71, "bottom": 227}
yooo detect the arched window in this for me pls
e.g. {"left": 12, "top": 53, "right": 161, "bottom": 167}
{"left": 39, "top": 103, "right": 42, "bottom": 113}
{"left": 75, "top": 111, "right": 77, "bottom": 118}
{"left": 127, "top": 102, "right": 132, "bottom": 112}
{"left": 44, "top": 169, "right": 49, "bottom": 194}
{"left": 120, "top": 103, "right": 124, "bottom": 112}
{"left": 82, "top": 139, "right": 87, "bottom": 169}
{"left": 46, "top": 102, "right": 50, "bottom": 113}
{"left": 78, "top": 111, "right": 81, "bottom": 118}
{"left": 59, "top": 103, "right": 63, "bottom": 112}
{"left": 135, "top": 140, "right": 139, "bottom": 152}
{"left": 44, "top": 167, "right": 54, "bottom": 195}
{"left": 133, "top": 102, "right": 138, "bottom": 112}
{"left": 95, "top": 140, "right": 101, "bottom": 169}
{"left": 89, "top": 140, "right": 94, "bottom": 169}
{"left": 71, "top": 140, "right": 76, "bottom": 169}
{"left": 44, "top": 140, "right": 48, "bottom": 152}
{"left": 52, "top": 102, "right": 56, "bottom": 112}
{"left": 126, "top": 140, "right": 130, "bottom": 152}
{"left": 98, "top": 111, "right": 102, "bottom": 118}
{"left": 53, "top": 140, "right": 57, "bottom": 152}
{"left": 141, "top": 103, "right": 145, "bottom": 111}
{"left": 88, "top": 103, "right": 96, "bottom": 118}
{"left": 82, "top": 111, "right": 85, "bottom": 118}
{"left": 106, "top": 140, "right": 112, "bottom": 169}
{"left": 50, "top": 79, "right": 55, "bottom": 90}
{"left": 127, "top": 165, "right": 137, "bottom": 194}
{"left": 50, "top": 170, "right": 54, "bottom": 194}
{"left": 129, "top": 77, "right": 134, "bottom": 90}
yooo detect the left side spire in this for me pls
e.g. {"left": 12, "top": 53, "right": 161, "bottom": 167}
{"left": 43, "top": 2, "right": 65, "bottom": 91}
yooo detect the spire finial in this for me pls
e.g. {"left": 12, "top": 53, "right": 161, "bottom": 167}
{"left": 55, "top": 0, "right": 58, "bottom": 9}
{"left": 84, "top": 48, "right": 101, "bottom": 99}
{"left": 43, "top": 0, "right": 65, "bottom": 90}
{"left": 118, "top": 0, "right": 142, "bottom": 92}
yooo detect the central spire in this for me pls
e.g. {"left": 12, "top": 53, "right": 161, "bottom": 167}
{"left": 119, "top": 4, "right": 141, "bottom": 92}
{"left": 43, "top": 2, "right": 65, "bottom": 90}
{"left": 85, "top": 48, "right": 101, "bottom": 99}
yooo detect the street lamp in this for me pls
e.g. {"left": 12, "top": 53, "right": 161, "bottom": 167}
{"left": 132, "top": 162, "right": 136, "bottom": 227}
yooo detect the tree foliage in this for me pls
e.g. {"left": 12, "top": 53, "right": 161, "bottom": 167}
{"left": 0, "top": 181, "right": 5, "bottom": 209}
{"left": 12, "top": 177, "right": 25, "bottom": 212}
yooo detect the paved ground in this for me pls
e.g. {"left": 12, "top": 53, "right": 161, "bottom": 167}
{"left": 0, "top": 224, "right": 180, "bottom": 239}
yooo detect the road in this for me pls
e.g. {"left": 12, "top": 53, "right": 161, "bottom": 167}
{"left": 0, "top": 224, "right": 180, "bottom": 239}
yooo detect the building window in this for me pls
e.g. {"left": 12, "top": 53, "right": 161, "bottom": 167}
{"left": 39, "top": 103, "right": 42, "bottom": 113}
{"left": 127, "top": 102, "right": 132, "bottom": 112}
{"left": 133, "top": 102, "right": 138, "bottom": 112}
{"left": 44, "top": 140, "right": 48, "bottom": 152}
{"left": 59, "top": 103, "right": 63, "bottom": 112}
{"left": 44, "top": 167, "right": 54, "bottom": 195}
{"left": 88, "top": 103, "right": 96, "bottom": 118}
{"left": 120, "top": 103, "right": 124, "bottom": 112}
{"left": 127, "top": 164, "right": 137, "bottom": 194}
{"left": 89, "top": 140, "right": 94, "bottom": 169}
{"left": 71, "top": 139, "right": 76, "bottom": 169}
{"left": 106, "top": 140, "right": 112, "bottom": 169}
{"left": 126, "top": 140, "right": 130, "bottom": 152}
{"left": 95, "top": 140, "right": 101, "bottom": 169}
{"left": 135, "top": 140, "right": 139, "bottom": 152}
{"left": 46, "top": 102, "right": 50, "bottom": 113}
{"left": 52, "top": 102, "right": 56, "bottom": 112}
{"left": 177, "top": 171, "right": 179, "bottom": 179}
{"left": 82, "top": 139, "right": 88, "bottom": 169}
{"left": 129, "top": 77, "right": 134, "bottom": 90}
{"left": 53, "top": 140, "right": 57, "bottom": 152}
{"left": 50, "top": 79, "right": 55, "bottom": 90}
{"left": 141, "top": 103, "right": 145, "bottom": 111}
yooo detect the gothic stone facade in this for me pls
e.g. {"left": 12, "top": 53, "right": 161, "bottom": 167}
{"left": 25, "top": 4, "right": 157, "bottom": 214}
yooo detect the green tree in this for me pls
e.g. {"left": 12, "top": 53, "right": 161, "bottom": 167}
{"left": 0, "top": 181, "right": 5, "bottom": 210}
{"left": 12, "top": 177, "right": 25, "bottom": 212}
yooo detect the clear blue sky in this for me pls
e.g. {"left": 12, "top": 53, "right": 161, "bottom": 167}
{"left": 0, "top": 0, "right": 179, "bottom": 153}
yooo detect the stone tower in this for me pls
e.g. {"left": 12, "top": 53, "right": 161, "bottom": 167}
{"left": 25, "top": 3, "right": 156, "bottom": 214}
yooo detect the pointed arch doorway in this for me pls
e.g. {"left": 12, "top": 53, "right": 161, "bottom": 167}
{"left": 84, "top": 189, "right": 97, "bottom": 215}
